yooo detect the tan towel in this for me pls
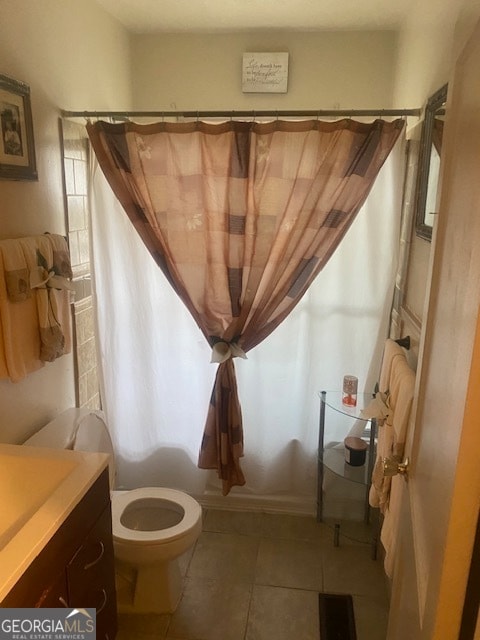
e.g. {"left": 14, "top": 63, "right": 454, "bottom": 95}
{"left": 46, "top": 233, "right": 73, "bottom": 357}
{"left": 369, "top": 352, "right": 415, "bottom": 512}
{"left": 48, "top": 233, "right": 73, "bottom": 280}
{"left": 1, "top": 238, "right": 31, "bottom": 303}
{"left": 368, "top": 348, "right": 415, "bottom": 578}
{"left": 380, "top": 357, "right": 415, "bottom": 577}
{"left": 381, "top": 476, "right": 403, "bottom": 578}
{"left": 0, "top": 239, "right": 43, "bottom": 381}
{"left": 26, "top": 234, "right": 73, "bottom": 362}
{"left": 389, "top": 358, "right": 415, "bottom": 452}
{"left": 0, "top": 234, "right": 73, "bottom": 381}
{"left": 369, "top": 410, "right": 394, "bottom": 512}
{"left": 378, "top": 338, "right": 405, "bottom": 392}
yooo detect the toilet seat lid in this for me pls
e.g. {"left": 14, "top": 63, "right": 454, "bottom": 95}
{"left": 111, "top": 487, "right": 202, "bottom": 543}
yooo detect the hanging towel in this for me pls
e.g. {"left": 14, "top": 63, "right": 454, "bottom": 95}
{"left": 2, "top": 238, "right": 31, "bottom": 303}
{"left": 0, "top": 239, "right": 44, "bottom": 381}
{"left": 379, "top": 357, "right": 415, "bottom": 577}
{"left": 369, "top": 354, "right": 415, "bottom": 512}
{"left": 25, "top": 234, "right": 73, "bottom": 363}
{"left": 0, "top": 234, "right": 73, "bottom": 381}
{"left": 48, "top": 233, "right": 73, "bottom": 281}
{"left": 367, "top": 346, "right": 415, "bottom": 578}
{"left": 378, "top": 338, "right": 405, "bottom": 392}
{"left": 368, "top": 337, "right": 412, "bottom": 511}
{"left": 381, "top": 475, "right": 404, "bottom": 578}
{"left": 356, "top": 337, "right": 405, "bottom": 441}
{"left": 388, "top": 358, "right": 415, "bottom": 452}
{"left": 47, "top": 233, "right": 74, "bottom": 359}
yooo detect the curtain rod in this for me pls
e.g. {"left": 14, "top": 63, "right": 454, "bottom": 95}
{"left": 61, "top": 108, "right": 421, "bottom": 119}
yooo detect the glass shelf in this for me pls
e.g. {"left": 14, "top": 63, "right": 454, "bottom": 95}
{"left": 317, "top": 390, "right": 375, "bottom": 419}
{"left": 317, "top": 390, "right": 377, "bottom": 537}
{"left": 323, "top": 441, "right": 371, "bottom": 485}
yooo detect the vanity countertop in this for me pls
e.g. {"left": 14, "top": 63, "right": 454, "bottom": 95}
{"left": 0, "top": 442, "right": 109, "bottom": 601}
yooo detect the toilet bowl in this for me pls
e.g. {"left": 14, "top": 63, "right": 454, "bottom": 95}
{"left": 24, "top": 408, "right": 203, "bottom": 614}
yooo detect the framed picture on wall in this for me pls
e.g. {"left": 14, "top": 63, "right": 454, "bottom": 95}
{"left": 0, "top": 74, "right": 37, "bottom": 181}
{"left": 242, "top": 53, "right": 289, "bottom": 93}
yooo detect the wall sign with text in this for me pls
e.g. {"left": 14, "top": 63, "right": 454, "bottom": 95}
{"left": 242, "top": 53, "right": 289, "bottom": 94}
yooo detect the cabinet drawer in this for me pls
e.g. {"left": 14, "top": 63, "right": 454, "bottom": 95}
{"left": 67, "top": 505, "right": 117, "bottom": 639}
{"left": 67, "top": 505, "right": 115, "bottom": 601}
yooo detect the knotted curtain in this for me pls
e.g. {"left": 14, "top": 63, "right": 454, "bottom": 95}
{"left": 87, "top": 117, "right": 404, "bottom": 494}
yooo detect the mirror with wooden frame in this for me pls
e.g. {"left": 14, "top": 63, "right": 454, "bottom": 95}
{"left": 415, "top": 84, "right": 448, "bottom": 241}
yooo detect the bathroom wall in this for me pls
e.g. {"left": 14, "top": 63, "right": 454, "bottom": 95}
{"left": 0, "top": 0, "right": 131, "bottom": 442}
{"left": 131, "top": 31, "right": 398, "bottom": 111}
{"left": 391, "top": 0, "right": 480, "bottom": 347}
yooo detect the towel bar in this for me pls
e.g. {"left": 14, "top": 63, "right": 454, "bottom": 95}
{"left": 394, "top": 336, "right": 410, "bottom": 350}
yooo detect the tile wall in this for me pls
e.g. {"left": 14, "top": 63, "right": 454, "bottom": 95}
{"left": 61, "top": 119, "right": 101, "bottom": 410}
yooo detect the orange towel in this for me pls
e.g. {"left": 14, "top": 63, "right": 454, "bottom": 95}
{"left": 0, "top": 234, "right": 73, "bottom": 382}
{"left": 0, "top": 239, "right": 43, "bottom": 381}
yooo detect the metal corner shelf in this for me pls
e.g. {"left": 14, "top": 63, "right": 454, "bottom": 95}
{"left": 317, "top": 390, "right": 377, "bottom": 529}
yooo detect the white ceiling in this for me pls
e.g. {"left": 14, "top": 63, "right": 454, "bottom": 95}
{"left": 95, "top": 0, "right": 416, "bottom": 33}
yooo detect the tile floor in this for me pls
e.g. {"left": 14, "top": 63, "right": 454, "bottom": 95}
{"left": 116, "top": 509, "right": 390, "bottom": 640}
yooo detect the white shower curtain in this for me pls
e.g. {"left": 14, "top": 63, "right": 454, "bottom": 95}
{"left": 90, "top": 136, "right": 404, "bottom": 514}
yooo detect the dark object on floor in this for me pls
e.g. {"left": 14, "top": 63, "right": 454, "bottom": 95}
{"left": 318, "top": 593, "right": 357, "bottom": 640}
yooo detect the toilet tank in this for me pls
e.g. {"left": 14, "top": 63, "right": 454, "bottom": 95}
{"left": 24, "top": 408, "right": 116, "bottom": 488}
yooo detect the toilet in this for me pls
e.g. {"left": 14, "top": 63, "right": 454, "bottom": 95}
{"left": 24, "top": 408, "right": 203, "bottom": 614}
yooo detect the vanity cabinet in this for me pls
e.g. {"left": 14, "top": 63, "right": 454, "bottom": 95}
{"left": 1, "top": 468, "right": 117, "bottom": 640}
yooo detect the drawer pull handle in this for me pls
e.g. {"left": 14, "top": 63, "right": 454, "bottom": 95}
{"left": 97, "top": 588, "right": 108, "bottom": 615}
{"left": 84, "top": 541, "right": 105, "bottom": 570}
{"left": 58, "top": 596, "right": 69, "bottom": 608}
